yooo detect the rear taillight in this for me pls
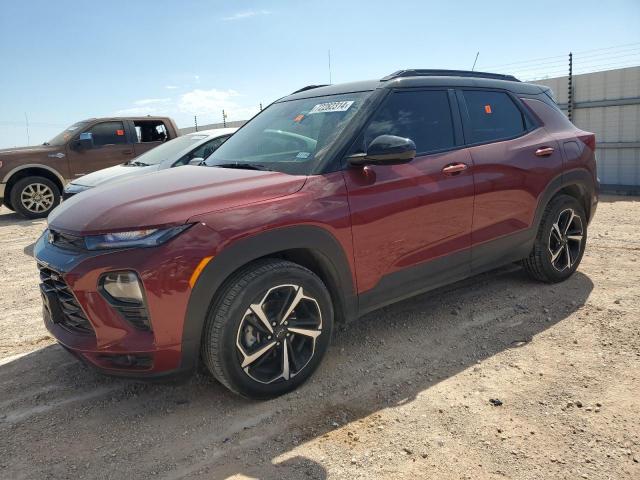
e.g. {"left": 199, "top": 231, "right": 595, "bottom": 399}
{"left": 577, "top": 133, "right": 596, "bottom": 152}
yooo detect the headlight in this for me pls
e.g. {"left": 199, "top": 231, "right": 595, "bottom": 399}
{"left": 64, "top": 183, "right": 90, "bottom": 195}
{"left": 85, "top": 224, "right": 192, "bottom": 250}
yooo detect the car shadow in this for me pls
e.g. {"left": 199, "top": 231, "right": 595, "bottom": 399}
{"left": 0, "top": 207, "right": 46, "bottom": 227}
{"left": 0, "top": 265, "right": 594, "bottom": 479}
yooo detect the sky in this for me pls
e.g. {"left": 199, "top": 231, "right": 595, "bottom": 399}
{"left": 1, "top": 0, "right": 639, "bottom": 148}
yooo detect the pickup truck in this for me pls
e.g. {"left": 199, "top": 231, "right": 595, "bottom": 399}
{"left": 0, "top": 116, "right": 180, "bottom": 218}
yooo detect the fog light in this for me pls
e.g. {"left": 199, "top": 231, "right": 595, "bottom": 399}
{"left": 102, "top": 271, "right": 144, "bottom": 304}
{"left": 100, "top": 271, "right": 151, "bottom": 331}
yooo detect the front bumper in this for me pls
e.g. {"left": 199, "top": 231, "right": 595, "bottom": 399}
{"left": 33, "top": 223, "right": 217, "bottom": 378}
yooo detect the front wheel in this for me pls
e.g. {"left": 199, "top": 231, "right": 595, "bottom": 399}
{"left": 522, "top": 194, "right": 587, "bottom": 283}
{"left": 201, "top": 259, "right": 333, "bottom": 399}
{"left": 10, "top": 176, "right": 60, "bottom": 219}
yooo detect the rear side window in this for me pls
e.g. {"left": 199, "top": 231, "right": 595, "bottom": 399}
{"left": 363, "top": 90, "right": 455, "bottom": 155}
{"left": 134, "top": 120, "right": 168, "bottom": 143}
{"left": 88, "top": 121, "right": 128, "bottom": 146}
{"left": 462, "top": 90, "right": 526, "bottom": 143}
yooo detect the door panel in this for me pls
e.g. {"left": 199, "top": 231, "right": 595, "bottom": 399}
{"left": 66, "top": 121, "right": 135, "bottom": 178}
{"left": 344, "top": 88, "right": 475, "bottom": 303}
{"left": 469, "top": 128, "right": 562, "bottom": 247}
{"left": 458, "top": 89, "right": 563, "bottom": 272}
{"left": 344, "top": 148, "right": 474, "bottom": 295}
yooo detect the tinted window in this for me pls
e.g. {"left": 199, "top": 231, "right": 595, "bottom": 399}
{"left": 174, "top": 135, "right": 229, "bottom": 166}
{"left": 363, "top": 90, "right": 454, "bottom": 155}
{"left": 462, "top": 91, "right": 526, "bottom": 143}
{"left": 88, "top": 121, "right": 128, "bottom": 146}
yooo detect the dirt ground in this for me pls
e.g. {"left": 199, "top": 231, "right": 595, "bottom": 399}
{"left": 0, "top": 196, "right": 638, "bottom": 480}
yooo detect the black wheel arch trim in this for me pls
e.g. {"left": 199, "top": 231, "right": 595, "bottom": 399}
{"left": 180, "top": 225, "right": 357, "bottom": 372}
{"left": 536, "top": 168, "right": 597, "bottom": 227}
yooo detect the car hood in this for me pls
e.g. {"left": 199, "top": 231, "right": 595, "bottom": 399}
{"left": 0, "top": 144, "right": 60, "bottom": 158}
{"left": 48, "top": 166, "right": 307, "bottom": 235}
{"left": 71, "top": 163, "right": 160, "bottom": 188}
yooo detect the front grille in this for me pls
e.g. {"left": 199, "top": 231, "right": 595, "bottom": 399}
{"left": 49, "top": 229, "right": 86, "bottom": 250}
{"left": 38, "top": 264, "right": 94, "bottom": 335}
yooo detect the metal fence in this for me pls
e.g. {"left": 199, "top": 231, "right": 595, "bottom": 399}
{"left": 533, "top": 66, "right": 640, "bottom": 193}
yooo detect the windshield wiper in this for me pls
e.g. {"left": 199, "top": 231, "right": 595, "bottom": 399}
{"left": 213, "top": 162, "right": 273, "bottom": 172}
{"left": 42, "top": 142, "right": 50, "bottom": 146}
{"left": 129, "top": 160, "right": 150, "bottom": 166}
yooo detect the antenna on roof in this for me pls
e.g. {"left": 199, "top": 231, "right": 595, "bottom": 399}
{"left": 471, "top": 52, "right": 480, "bottom": 71}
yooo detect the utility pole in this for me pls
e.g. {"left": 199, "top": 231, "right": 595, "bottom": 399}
{"left": 194, "top": 115, "right": 198, "bottom": 132}
{"left": 259, "top": 103, "right": 263, "bottom": 111}
{"left": 471, "top": 52, "right": 479, "bottom": 71}
{"left": 24, "top": 112, "right": 30, "bottom": 145}
{"left": 222, "top": 109, "right": 227, "bottom": 128}
{"left": 328, "top": 49, "right": 332, "bottom": 84}
{"left": 567, "top": 52, "right": 574, "bottom": 123}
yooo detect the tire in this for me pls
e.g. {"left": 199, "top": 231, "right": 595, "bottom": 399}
{"left": 2, "top": 198, "right": 15, "bottom": 211}
{"left": 10, "top": 176, "right": 60, "bottom": 219}
{"left": 522, "top": 194, "right": 587, "bottom": 283}
{"left": 201, "top": 259, "right": 334, "bottom": 399}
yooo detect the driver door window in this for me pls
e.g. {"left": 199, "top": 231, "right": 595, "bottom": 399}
{"left": 361, "top": 90, "right": 455, "bottom": 154}
{"left": 88, "top": 121, "right": 128, "bottom": 146}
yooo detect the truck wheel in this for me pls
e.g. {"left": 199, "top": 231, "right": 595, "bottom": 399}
{"left": 201, "top": 259, "right": 333, "bottom": 399}
{"left": 10, "top": 176, "right": 60, "bottom": 219}
{"left": 522, "top": 194, "right": 587, "bottom": 283}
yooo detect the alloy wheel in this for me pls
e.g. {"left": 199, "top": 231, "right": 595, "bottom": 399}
{"left": 236, "top": 284, "right": 323, "bottom": 384}
{"left": 20, "top": 183, "right": 55, "bottom": 213}
{"left": 548, "top": 208, "right": 584, "bottom": 272}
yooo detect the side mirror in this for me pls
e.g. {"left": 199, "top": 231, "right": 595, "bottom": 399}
{"left": 78, "top": 132, "right": 94, "bottom": 149}
{"left": 347, "top": 135, "right": 416, "bottom": 166}
{"left": 188, "top": 157, "right": 204, "bottom": 166}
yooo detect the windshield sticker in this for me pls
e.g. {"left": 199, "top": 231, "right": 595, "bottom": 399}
{"left": 296, "top": 151, "right": 311, "bottom": 159}
{"left": 308, "top": 101, "right": 354, "bottom": 114}
{"left": 293, "top": 114, "right": 305, "bottom": 123}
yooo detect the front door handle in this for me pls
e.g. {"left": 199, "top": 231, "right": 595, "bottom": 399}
{"left": 442, "top": 163, "right": 468, "bottom": 176}
{"left": 535, "top": 147, "right": 555, "bottom": 157}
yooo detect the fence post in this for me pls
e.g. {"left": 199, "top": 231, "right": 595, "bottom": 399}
{"left": 567, "top": 52, "right": 574, "bottom": 122}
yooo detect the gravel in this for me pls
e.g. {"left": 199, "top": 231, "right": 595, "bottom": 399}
{"left": 0, "top": 196, "right": 639, "bottom": 479}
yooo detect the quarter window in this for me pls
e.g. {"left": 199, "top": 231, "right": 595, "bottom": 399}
{"left": 88, "top": 121, "right": 128, "bottom": 146}
{"left": 462, "top": 90, "right": 526, "bottom": 143}
{"left": 363, "top": 90, "right": 455, "bottom": 155}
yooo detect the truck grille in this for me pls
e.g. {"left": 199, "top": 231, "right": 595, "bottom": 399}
{"left": 38, "top": 264, "right": 94, "bottom": 335}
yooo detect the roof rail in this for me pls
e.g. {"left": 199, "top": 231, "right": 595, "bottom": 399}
{"left": 291, "top": 84, "right": 330, "bottom": 94}
{"left": 381, "top": 69, "right": 520, "bottom": 82}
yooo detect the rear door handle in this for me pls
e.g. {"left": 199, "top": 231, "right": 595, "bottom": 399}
{"left": 442, "top": 163, "right": 468, "bottom": 176}
{"left": 535, "top": 147, "right": 555, "bottom": 157}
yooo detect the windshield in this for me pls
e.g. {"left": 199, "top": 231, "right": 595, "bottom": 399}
{"left": 205, "top": 92, "right": 369, "bottom": 175}
{"left": 46, "top": 121, "right": 90, "bottom": 146}
{"left": 130, "top": 134, "right": 210, "bottom": 166}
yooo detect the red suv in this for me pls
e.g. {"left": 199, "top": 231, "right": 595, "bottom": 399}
{"left": 35, "top": 70, "right": 598, "bottom": 399}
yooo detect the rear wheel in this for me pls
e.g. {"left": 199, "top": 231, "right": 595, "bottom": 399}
{"left": 201, "top": 259, "right": 333, "bottom": 399}
{"left": 522, "top": 194, "right": 587, "bottom": 283}
{"left": 10, "top": 176, "right": 60, "bottom": 219}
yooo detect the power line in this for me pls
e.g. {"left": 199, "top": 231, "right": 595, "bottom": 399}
{"left": 482, "top": 42, "right": 640, "bottom": 71}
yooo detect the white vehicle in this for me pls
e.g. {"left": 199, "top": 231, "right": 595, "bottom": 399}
{"left": 63, "top": 128, "right": 238, "bottom": 198}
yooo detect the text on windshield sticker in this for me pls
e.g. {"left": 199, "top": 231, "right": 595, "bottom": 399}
{"left": 308, "top": 101, "right": 354, "bottom": 114}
